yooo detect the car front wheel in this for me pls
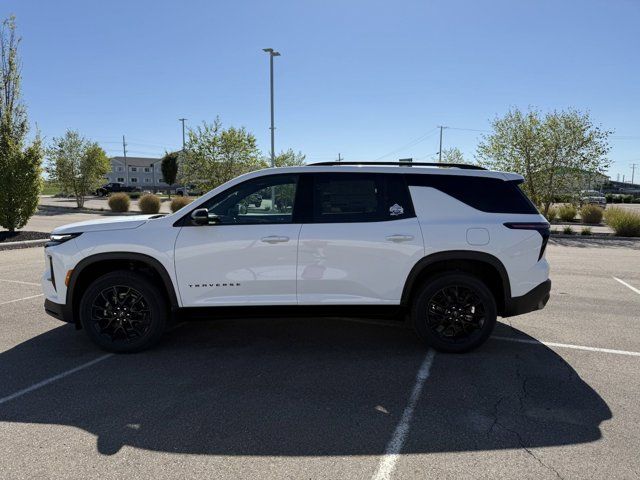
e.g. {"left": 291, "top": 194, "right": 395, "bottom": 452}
{"left": 412, "top": 273, "right": 497, "bottom": 353}
{"left": 79, "top": 271, "right": 168, "bottom": 353}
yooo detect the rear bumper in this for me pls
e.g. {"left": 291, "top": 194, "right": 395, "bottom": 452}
{"left": 503, "top": 279, "right": 551, "bottom": 317}
{"left": 44, "top": 299, "right": 74, "bottom": 324}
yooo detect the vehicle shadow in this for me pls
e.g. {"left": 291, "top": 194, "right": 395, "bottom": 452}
{"left": 0, "top": 318, "right": 611, "bottom": 457}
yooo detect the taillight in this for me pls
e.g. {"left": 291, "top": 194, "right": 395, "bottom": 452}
{"left": 503, "top": 222, "right": 550, "bottom": 260}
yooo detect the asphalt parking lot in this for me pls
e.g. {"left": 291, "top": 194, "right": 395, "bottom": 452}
{"left": 1, "top": 239, "right": 639, "bottom": 479}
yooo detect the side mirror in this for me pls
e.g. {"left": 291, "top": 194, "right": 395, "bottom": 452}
{"left": 190, "top": 208, "right": 210, "bottom": 226}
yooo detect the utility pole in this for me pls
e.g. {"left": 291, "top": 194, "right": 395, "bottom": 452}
{"left": 337, "top": 153, "right": 343, "bottom": 162}
{"left": 263, "top": 48, "right": 281, "bottom": 167}
{"left": 122, "top": 135, "right": 128, "bottom": 185}
{"left": 632, "top": 163, "right": 638, "bottom": 185}
{"left": 179, "top": 118, "right": 187, "bottom": 150}
{"left": 438, "top": 126, "right": 448, "bottom": 162}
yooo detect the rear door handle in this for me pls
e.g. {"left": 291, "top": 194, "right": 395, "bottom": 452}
{"left": 386, "top": 234, "right": 414, "bottom": 243}
{"left": 260, "top": 235, "right": 290, "bottom": 244}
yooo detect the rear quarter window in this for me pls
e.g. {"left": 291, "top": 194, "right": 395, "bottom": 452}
{"left": 405, "top": 174, "right": 538, "bottom": 214}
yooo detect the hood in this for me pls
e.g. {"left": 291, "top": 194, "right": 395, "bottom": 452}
{"left": 51, "top": 215, "right": 157, "bottom": 234}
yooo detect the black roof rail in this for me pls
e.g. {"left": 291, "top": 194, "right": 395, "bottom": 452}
{"left": 307, "top": 161, "right": 486, "bottom": 170}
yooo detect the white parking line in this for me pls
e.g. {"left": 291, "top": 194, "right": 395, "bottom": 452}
{"left": 493, "top": 336, "right": 640, "bottom": 357}
{"left": 0, "top": 278, "right": 40, "bottom": 286}
{"left": 613, "top": 276, "right": 640, "bottom": 296}
{"left": 0, "top": 354, "right": 113, "bottom": 406}
{"left": 0, "top": 294, "right": 43, "bottom": 306}
{"left": 372, "top": 350, "right": 436, "bottom": 480}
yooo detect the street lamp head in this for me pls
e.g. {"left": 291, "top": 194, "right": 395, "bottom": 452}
{"left": 272, "top": 51, "right": 281, "bottom": 56}
{"left": 263, "top": 48, "right": 274, "bottom": 53}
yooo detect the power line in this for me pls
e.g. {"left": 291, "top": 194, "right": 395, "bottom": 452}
{"left": 447, "top": 126, "right": 490, "bottom": 133}
{"left": 375, "top": 128, "right": 439, "bottom": 161}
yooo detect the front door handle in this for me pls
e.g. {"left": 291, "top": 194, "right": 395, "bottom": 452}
{"left": 260, "top": 235, "right": 290, "bottom": 244}
{"left": 386, "top": 234, "right": 414, "bottom": 243}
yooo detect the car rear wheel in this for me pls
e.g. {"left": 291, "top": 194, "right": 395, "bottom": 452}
{"left": 412, "top": 273, "right": 497, "bottom": 353}
{"left": 79, "top": 271, "right": 168, "bottom": 353}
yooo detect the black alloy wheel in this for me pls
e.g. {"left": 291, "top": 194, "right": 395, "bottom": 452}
{"left": 90, "top": 285, "right": 152, "bottom": 343}
{"left": 80, "top": 271, "right": 167, "bottom": 352}
{"left": 425, "top": 285, "right": 485, "bottom": 341}
{"left": 412, "top": 273, "right": 497, "bottom": 353}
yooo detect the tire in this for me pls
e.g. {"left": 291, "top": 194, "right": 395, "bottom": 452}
{"left": 79, "top": 271, "right": 168, "bottom": 353}
{"left": 411, "top": 272, "right": 497, "bottom": 353}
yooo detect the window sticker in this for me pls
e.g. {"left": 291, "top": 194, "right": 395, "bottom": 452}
{"left": 389, "top": 203, "right": 404, "bottom": 216}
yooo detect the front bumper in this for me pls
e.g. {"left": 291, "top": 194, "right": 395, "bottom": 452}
{"left": 44, "top": 299, "right": 74, "bottom": 324}
{"left": 503, "top": 279, "right": 551, "bottom": 317}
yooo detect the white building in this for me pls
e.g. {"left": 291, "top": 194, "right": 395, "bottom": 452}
{"left": 105, "top": 156, "right": 168, "bottom": 189}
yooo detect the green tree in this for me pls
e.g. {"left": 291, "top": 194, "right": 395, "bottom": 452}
{"left": 476, "top": 107, "right": 611, "bottom": 214}
{"left": 161, "top": 151, "right": 179, "bottom": 198}
{"left": 180, "top": 118, "right": 263, "bottom": 190}
{"left": 0, "top": 16, "right": 43, "bottom": 232}
{"left": 46, "top": 131, "right": 111, "bottom": 208}
{"left": 440, "top": 147, "right": 466, "bottom": 164}
{"left": 272, "top": 149, "right": 306, "bottom": 167}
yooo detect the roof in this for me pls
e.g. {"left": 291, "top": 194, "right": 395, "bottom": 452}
{"left": 110, "top": 156, "right": 162, "bottom": 167}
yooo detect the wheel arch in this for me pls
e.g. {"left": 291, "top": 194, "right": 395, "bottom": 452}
{"left": 401, "top": 251, "right": 511, "bottom": 315}
{"left": 66, "top": 252, "right": 179, "bottom": 327}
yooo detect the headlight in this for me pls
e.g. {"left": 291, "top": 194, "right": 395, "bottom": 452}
{"left": 47, "top": 232, "right": 82, "bottom": 246}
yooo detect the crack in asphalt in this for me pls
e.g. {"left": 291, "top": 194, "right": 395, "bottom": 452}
{"left": 486, "top": 356, "right": 565, "bottom": 480}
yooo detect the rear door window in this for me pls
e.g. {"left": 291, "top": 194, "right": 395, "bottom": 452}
{"left": 310, "top": 173, "right": 415, "bottom": 223}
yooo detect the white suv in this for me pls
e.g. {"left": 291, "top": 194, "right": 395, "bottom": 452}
{"left": 42, "top": 162, "right": 551, "bottom": 353}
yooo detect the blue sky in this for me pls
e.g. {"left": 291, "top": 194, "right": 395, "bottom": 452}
{"left": 5, "top": 0, "right": 640, "bottom": 181}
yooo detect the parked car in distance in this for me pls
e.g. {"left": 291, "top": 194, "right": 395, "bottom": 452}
{"left": 580, "top": 190, "right": 606, "bottom": 207}
{"left": 43, "top": 162, "right": 551, "bottom": 354}
{"left": 175, "top": 184, "right": 206, "bottom": 197}
{"left": 95, "top": 182, "right": 141, "bottom": 197}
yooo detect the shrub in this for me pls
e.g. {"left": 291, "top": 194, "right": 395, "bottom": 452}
{"left": 562, "top": 226, "right": 574, "bottom": 235}
{"left": 557, "top": 204, "right": 577, "bottom": 222}
{"left": 605, "top": 193, "right": 614, "bottom": 203}
{"left": 580, "top": 204, "right": 604, "bottom": 224}
{"left": 170, "top": 196, "right": 192, "bottom": 213}
{"left": 108, "top": 192, "right": 130, "bottom": 212}
{"left": 542, "top": 206, "right": 557, "bottom": 222}
{"left": 128, "top": 191, "right": 141, "bottom": 199}
{"left": 604, "top": 207, "right": 640, "bottom": 237}
{"left": 580, "top": 227, "right": 592, "bottom": 236}
{"left": 138, "top": 193, "right": 160, "bottom": 214}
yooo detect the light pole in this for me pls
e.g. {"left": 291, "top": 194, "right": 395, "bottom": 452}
{"left": 178, "top": 118, "right": 187, "bottom": 150}
{"left": 263, "top": 48, "right": 281, "bottom": 167}
{"left": 438, "top": 125, "right": 448, "bottom": 163}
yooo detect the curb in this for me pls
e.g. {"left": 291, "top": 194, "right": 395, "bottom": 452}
{"left": 550, "top": 234, "right": 640, "bottom": 241}
{"left": 37, "top": 205, "right": 140, "bottom": 216}
{"left": 0, "top": 239, "right": 49, "bottom": 251}
{"left": 37, "top": 205, "right": 172, "bottom": 216}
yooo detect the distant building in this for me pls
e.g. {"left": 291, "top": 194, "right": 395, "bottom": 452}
{"left": 105, "top": 156, "right": 168, "bottom": 189}
{"left": 602, "top": 179, "right": 640, "bottom": 195}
